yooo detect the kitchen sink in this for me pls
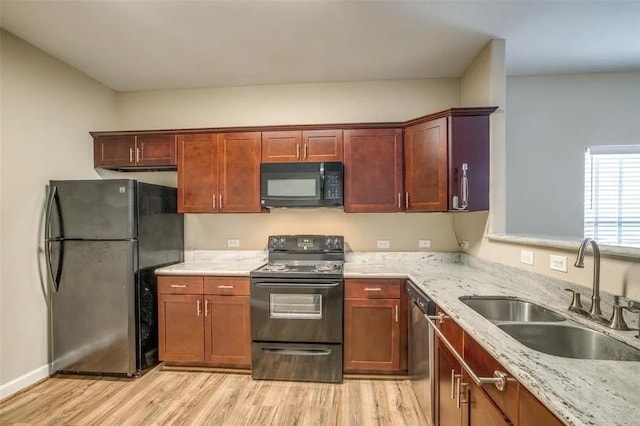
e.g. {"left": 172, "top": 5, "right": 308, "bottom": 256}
{"left": 497, "top": 323, "right": 640, "bottom": 361}
{"left": 459, "top": 296, "right": 566, "bottom": 323}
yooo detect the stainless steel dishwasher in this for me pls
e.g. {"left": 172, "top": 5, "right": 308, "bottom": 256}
{"left": 406, "top": 280, "right": 436, "bottom": 425}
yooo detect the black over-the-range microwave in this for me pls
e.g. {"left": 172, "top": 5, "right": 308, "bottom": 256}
{"left": 260, "top": 162, "right": 344, "bottom": 208}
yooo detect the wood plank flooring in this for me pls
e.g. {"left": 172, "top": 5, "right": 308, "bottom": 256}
{"left": 0, "top": 367, "right": 428, "bottom": 425}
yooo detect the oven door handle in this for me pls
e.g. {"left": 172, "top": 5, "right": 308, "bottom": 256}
{"left": 261, "top": 348, "right": 332, "bottom": 356}
{"left": 253, "top": 281, "right": 341, "bottom": 288}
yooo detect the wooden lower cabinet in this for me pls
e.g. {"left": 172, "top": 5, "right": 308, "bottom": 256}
{"left": 158, "top": 276, "right": 250, "bottom": 368}
{"left": 432, "top": 304, "right": 563, "bottom": 425}
{"left": 344, "top": 279, "right": 407, "bottom": 374}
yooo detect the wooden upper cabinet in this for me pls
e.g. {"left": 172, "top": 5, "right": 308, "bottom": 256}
{"left": 218, "top": 132, "right": 262, "bottom": 212}
{"left": 136, "top": 134, "right": 177, "bottom": 167}
{"left": 177, "top": 134, "right": 219, "bottom": 213}
{"left": 93, "top": 135, "right": 136, "bottom": 168}
{"left": 404, "top": 118, "right": 449, "bottom": 212}
{"left": 262, "top": 129, "right": 343, "bottom": 163}
{"left": 343, "top": 129, "right": 403, "bottom": 213}
{"left": 303, "top": 130, "right": 343, "bottom": 162}
{"left": 93, "top": 134, "right": 176, "bottom": 169}
{"left": 178, "top": 133, "right": 261, "bottom": 213}
{"left": 261, "top": 131, "right": 302, "bottom": 162}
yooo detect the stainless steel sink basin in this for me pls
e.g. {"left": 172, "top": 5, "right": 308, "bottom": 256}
{"left": 459, "top": 296, "right": 566, "bottom": 323}
{"left": 497, "top": 323, "right": 640, "bottom": 361}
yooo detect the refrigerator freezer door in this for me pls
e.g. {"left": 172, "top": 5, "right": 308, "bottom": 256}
{"left": 51, "top": 240, "right": 138, "bottom": 375}
{"left": 47, "top": 179, "right": 136, "bottom": 240}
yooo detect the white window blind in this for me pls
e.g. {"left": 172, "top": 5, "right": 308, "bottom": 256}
{"left": 584, "top": 145, "right": 640, "bottom": 247}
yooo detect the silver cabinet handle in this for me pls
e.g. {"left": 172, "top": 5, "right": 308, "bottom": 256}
{"left": 136, "top": 147, "right": 141, "bottom": 162}
{"left": 397, "top": 193, "right": 401, "bottom": 209}
{"left": 304, "top": 144, "right": 308, "bottom": 159}
{"left": 395, "top": 304, "right": 399, "bottom": 322}
{"left": 212, "top": 194, "right": 216, "bottom": 209}
{"left": 196, "top": 299, "right": 202, "bottom": 316}
{"left": 204, "top": 299, "right": 209, "bottom": 317}
{"left": 170, "top": 284, "right": 187, "bottom": 288}
{"left": 129, "top": 147, "right": 134, "bottom": 163}
{"left": 219, "top": 194, "right": 223, "bottom": 210}
{"left": 218, "top": 285, "right": 234, "bottom": 289}
{"left": 364, "top": 287, "right": 382, "bottom": 292}
{"left": 296, "top": 144, "right": 300, "bottom": 159}
{"left": 405, "top": 192, "right": 410, "bottom": 209}
{"left": 450, "top": 369, "right": 457, "bottom": 399}
{"left": 426, "top": 314, "right": 509, "bottom": 392}
{"left": 456, "top": 378, "right": 469, "bottom": 408}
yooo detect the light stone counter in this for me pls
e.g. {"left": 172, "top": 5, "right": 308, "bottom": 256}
{"left": 155, "top": 250, "right": 640, "bottom": 425}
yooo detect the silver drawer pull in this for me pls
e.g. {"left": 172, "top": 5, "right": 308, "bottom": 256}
{"left": 218, "top": 285, "right": 234, "bottom": 289}
{"left": 364, "top": 287, "right": 382, "bottom": 291}
{"left": 425, "top": 314, "right": 509, "bottom": 392}
{"left": 170, "top": 284, "right": 187, "bottom": 288}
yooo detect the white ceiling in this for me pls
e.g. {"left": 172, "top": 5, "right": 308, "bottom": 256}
{"left": 2, "top": 1, "right": 640, "bottom": 92}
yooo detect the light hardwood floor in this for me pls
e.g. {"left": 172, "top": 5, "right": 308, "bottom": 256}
{"left": 0, "top": 367, "right": 428, "bottom": 425}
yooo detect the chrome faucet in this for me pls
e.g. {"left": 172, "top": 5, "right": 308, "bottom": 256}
{"left": 574, "top": 238, "right": 607, "bottom": 324}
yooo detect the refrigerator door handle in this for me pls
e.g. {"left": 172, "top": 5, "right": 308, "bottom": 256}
{"left": 44, "top": 185, "right": 60, "bottom": 291}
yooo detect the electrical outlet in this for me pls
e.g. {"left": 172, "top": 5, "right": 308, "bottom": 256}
{"left": 460, "top": 240, "right": 469, "bottom": 250}
{"left": 549, "top": 255, "right": 567, "bottom": 272}
{"left": 227, "top": 239, "right": 240, "bottom": 248}
{"left": 418, "top": 240, "right": 431, "bottom": 248}
{"left": 377, "top": 240, "right": 390, "bottom": 249}
{"left": 520, "top": 250, "right": 534, "bottom": 265}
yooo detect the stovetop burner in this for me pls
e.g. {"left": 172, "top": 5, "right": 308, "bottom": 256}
{"left": 255, "top": 261, "right": 343, "bottom": 275}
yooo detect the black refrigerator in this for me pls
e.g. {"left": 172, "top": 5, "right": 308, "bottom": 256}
{"left": 44, "top": 179, "right": 184, "bottom": 376}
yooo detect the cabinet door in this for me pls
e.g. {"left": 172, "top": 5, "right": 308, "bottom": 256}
{"left": 438, "top": 344, "right": 464, "bottom": 426}
{"left": 218, "top": 132, "right": 262, "bottom": 212}
{"left": 204, "top": 296, "right": 251, "bottom": 368}
{"left": 343, "top": 129, "right": 403, "bottom": 213}
{"left": 177, "top": 134, "right": 218, "bottom": 213}
{"left": 467, "top": 372, "right": 511, "bottom": 426}
{"left": 261, "top": 131, "right": 302, "bottom": 162}
{"left": 302, "top": 130, "right": 343, "bottom": 162}
{"left": 136, "top": 134, "right": 177, "bottom": 167}
{"left": 404, "top": 118, "right": 448, "bottom": 211}
{"left": 158, "top": 294, "right": 204, "bottom": 363}
{"left": 344, "top": 298, "right": 400, "bottom": 372}
{"left": 93, "top": 135, "right": 136, "bottom": 168}
{"left": 519, "top": 386, "right": 563, "bottom": 426}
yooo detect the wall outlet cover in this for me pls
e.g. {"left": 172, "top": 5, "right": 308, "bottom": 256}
{"left": 227, "top": 239, "right": 240, "bottom": 248}
{"left": 418, "top": 240, "right": 431, "bottom": 248}
{"left": 549, "top": 255, "right": 568, "bottom": 272}
{"left": 520, "top": 250, "right": 534, "bottom": 265}
{"left": 377, "top": 240, "right": 391, "bottom": 249}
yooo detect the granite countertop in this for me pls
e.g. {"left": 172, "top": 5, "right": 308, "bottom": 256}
{"left": 155, "top": 250, "right": 639, "bottom": 425}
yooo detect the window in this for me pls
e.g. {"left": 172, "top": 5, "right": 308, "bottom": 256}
{"left": 584, "top": 145, "right": 640, "bottom": 247}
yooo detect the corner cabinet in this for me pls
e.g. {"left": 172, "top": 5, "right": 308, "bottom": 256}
{"left": 404, "top": 107, "right": 496, "bottom": 212}
{"left": 343, "top": 129, "right": 404, "bottom": 213}
{"left": 158, "top": 275, "right": 251, "bottom": 368}
{"left": 177, "top": 132, "right": 262, "bottom": 213}
{"left": 344, "top": 279, "right": 408, "bottom": 374}
{"left": 432, "top": 305, "right": 563, "bottom": 426}
{"left": 261, "top": 130, "right": 343, "bottom": 163}
{"left": 93, "top": 133, "right": 177, "bottom": 170}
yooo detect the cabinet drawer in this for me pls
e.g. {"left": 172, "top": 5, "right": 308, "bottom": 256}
{"left": 464, "top": 332, "right": 519, "bottom": 422}
{"left": 158, "top": 276, "right": 204, "bottom": 294}
{"left": 345, "top": 279, "right": 401, "bottom": 298}
{"left": 204, "top": 277, "right": 250, "bottom": 296}
{"left": 437, "top": 307, "right": 464, "bottom": 355}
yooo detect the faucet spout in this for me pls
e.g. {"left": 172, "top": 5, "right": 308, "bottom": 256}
{"left": 574, "top": 238, "right": 603, "bottom": 319}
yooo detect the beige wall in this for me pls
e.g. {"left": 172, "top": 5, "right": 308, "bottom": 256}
{"left": 186, "top": 211, "right": 460, "bottom": 252}
{"left": 0, "top": 31, "right": 119, "bottom": 396}
{"left": 116, "top": 79, "right": 460, "bottom": 130}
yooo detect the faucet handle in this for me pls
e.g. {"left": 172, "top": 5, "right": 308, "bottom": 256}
{"left": 564, "top": 288, "right": 585, "bottom": 313}
{"left": 609, "top": 304, "right": 638, "bottom": 330}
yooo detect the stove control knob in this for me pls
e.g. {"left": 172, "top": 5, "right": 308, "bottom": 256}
{"left": 278, "top": 237, "right": 286, "bottom": 248}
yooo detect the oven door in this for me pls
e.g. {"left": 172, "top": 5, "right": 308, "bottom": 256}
{"left": 250, "top": 278, "right": 343, "bottom": 343}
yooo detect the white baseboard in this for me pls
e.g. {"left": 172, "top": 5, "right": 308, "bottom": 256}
{"left": 0, "top": 364, "right": 50, "bottom": 401}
